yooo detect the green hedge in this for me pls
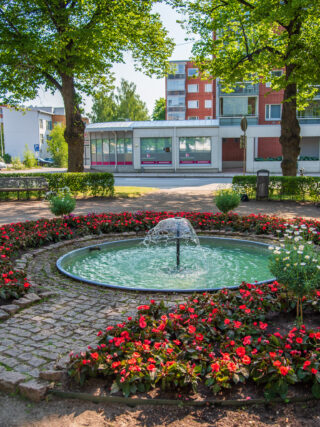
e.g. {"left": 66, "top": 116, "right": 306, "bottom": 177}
{"left": 232, "top": 175, "right": 320, "bottom": 202}
{"left": 0, "top": 172, "right": 114, "bottom": 198}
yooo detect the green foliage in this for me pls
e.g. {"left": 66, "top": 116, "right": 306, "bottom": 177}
{"left": 269, "top": 225, "right": 320, "bottom": 321}
{"left": 90, "top": 79, "right": 150, "bottom": 123}
{"left": 3, "top": 153, "right": 11, "bottom": 164}
{"left": 232, "top": 175, "right": 320, "bottom": 202}
{"left": 11, "top": 157, "right": 24, "bottom": 170}
{"left": 23, "top": 145, "right": 37, "bottom": 168}
{"left": 47, "top": 124, "right": 68, "bottom": 167}
{"left": 0, "top": 172, "right": 114, "bottom": 198}
{"left": 0, "top": 1, "right": 174, "bottom": 171}
{"left": 214, "top": 189, "right": 240, "bottom": 214}
{"left": 152, "top": 97, "right": 166, "bottom": 121}
{"left": 49, "top": 188, "right": 76, "bottom": 216}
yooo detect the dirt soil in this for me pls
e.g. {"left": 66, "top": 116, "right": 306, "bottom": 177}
{"left": 1, "top": 391, "right": 320, "bottom": 427}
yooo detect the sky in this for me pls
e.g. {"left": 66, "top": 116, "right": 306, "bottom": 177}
{"left": 32, "top": 3, "right": 194, "bottom": 117}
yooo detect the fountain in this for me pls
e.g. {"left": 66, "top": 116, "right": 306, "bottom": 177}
{"left": 143, "top": 217, "right": 199, "bottom": 271}
{"left": 57, "top": 217, "right": 275, "bottom": 292}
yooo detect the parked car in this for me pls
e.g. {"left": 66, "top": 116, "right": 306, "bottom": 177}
{"left": 0, "top": 161, "right": 7, "bottom": 170}
{"left": 37, "top": 157, "right": 54, "bottom": 166}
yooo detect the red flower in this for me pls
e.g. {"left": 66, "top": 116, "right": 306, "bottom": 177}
{"left": 147, "top": 364, "right": 156, "bottom": 372}
{"left": 139, "top": 316, "right": 147, "bottom": 328}
{"left": 235, "top": 347, "right": 246, "bottom": 357}
{"left": 296, "top": 337, "right": 303, "bottom": 344}
{"left": 211, "top": 362, "right": 220, "bottom": 372}
{"left": 188, "top": 325, "right": 196, "bottom": 334}
{"left": 137, "top": 305, "right": 150, "bottom": 311}
{"left": 303, "top": 361, "right": 311, "bottom": 370}
{"left": 224, "top": 319, "right": 231, "bottom": 325}
{"left": 227, "top": 362, "right": 237, "bottom": 372}
{"left": 90, "top": 352, "right": 99, "bottom": 360}
{"left": 243, "top": 336, "right": 251, "bottom": 346}
{"left": 273, "top": 360, "right": 282, "bottom": 368}
{"left": 242, "top": 355, "right": 251, "bottom": 365}
{"left": 279, "top": 366, "right": 290, "bottom": 376}
{"left": 312, "top": 368, "right": 318, "bottom": 375}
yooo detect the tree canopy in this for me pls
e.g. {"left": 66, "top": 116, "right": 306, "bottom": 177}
{"left": 152, "top": 97, "right": 166, "bottom": 120}
{"left": 90, "top": 79, "right": 149, "bottom": 122}
{"left": 0, "top": 0, "right": 174, "bottom": 171}
{"left": 173, "top": 0, "right": 320, "bottom": 175}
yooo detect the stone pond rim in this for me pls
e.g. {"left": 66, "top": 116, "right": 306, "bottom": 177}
{"left": 56, "top": 237, "right": 276, "bottom": 293}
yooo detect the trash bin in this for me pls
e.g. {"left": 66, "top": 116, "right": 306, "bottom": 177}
{"left": 256, "top": 169, "right": 270, "bottom": 200}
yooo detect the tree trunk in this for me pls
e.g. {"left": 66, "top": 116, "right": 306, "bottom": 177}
{"left": 279, "top": 67, "right": 300, "bottom": 176}
{"left": 61, "top": 74, "right": 85, "bottom": 172}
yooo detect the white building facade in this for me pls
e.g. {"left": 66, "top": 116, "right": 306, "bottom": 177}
{"left": 86, "top": 120, "right": 320, "bottom": 174}
{"left": 0, "top": 106, "right": 65, "bottom": 160}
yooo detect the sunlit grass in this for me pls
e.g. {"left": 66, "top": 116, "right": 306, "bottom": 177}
{"left": 114, "top": 186, "right": 158, "bottom": 198}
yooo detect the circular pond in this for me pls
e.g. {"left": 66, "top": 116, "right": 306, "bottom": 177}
{"left": 57, "top": 237, "right": 274, "bottom": 292}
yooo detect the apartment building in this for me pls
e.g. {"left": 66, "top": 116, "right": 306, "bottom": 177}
{"left": 0, "top": 106, "right": 66, "bottom": 161}
{"left": 165, "top": 61, "right": 320, "bottom": 170}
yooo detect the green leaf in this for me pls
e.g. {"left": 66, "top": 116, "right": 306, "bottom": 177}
{"left": 110, "top": 382, "right": 120, "bottom": 394}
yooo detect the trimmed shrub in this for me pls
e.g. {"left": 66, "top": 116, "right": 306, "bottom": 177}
{"left": 3, "top": 153, "right": 12, "bottom": 164}
{"left": 0, "top": 172, "right": 114, "bottom": 198}
{"left": 11, "top": 157, "right": 25, "bottom": 170}
{"left": 23, "top": 145, "right": 37, "bottom": 168}
{"left": 49, "top": 192, "right": 76, "bottom": 216}
{"left": 214, "top": 189, "right": 240, "bottom": 214}
{"left": 232, "top": 175, "right": 320, "bottom": 202}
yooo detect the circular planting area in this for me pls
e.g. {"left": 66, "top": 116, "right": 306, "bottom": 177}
{"left": 0, "top": 211, "right": 320, "bottom": 408}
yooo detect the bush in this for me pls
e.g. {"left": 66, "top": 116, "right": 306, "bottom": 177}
{"left": 3, "top": 153, "right": 12, "bottom": 164}
{"left": 47, "top": 124, "right": 68, "bottom": 167}
{"left": 269, "top": 224, "right": 320, "bottom": 322}
{"left": 11, "top": 157, "right": 25, "bottom": 170}
{"left": 23, "top": 144, "right": 37, "bottom": 168}
{"left": 232, "top": 175, "right": 320, "bottom": 202}
{"left": 49, "top": 189, "right": 76, "bottom": 216}
{"left": 214, "top": 189, "right": 240, "bottom": 214}
{"left": 0, "top": 172, "right": 114, "bottom": 198}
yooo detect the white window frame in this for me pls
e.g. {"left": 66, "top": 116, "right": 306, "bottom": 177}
{"left": 188, "top": 100, "right": 199, "bottom": 109}
{"left": 187, "top": 84, "right": 199, "bottom": 93}
{"left": 188, "top": 116, "right": 199, "bottom": 120}
{"left": 205, "top": 84, "right": 212, "bottom": 92}
{"left": 205, "top": 99, "right": 212, "bottom": 109}
{"left": 265, "top": 104, "right": 281, "bottom": 120}
{"left": 188, "top": 68, "right": 198, "bottom": 78}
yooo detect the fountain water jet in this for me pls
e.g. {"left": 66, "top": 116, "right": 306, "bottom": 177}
{"left": 143, "top": 217, "right": 199, "bottom": 271}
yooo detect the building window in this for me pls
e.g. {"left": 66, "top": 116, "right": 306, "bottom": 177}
{"left": 40, "top": 134, "right": 44, "bottom": 146}
{"left": 220, "top": 97, "right": 257, "bottom": 116}
{"left": 187, "top": 84, "right": 199, "bottom": 93}
{"left": 188, "top": 116, "right": 199, "bottom": 120}
{"left": 297, "top": 100, "right": 320, "bottom": 118}
{"left": 188, "top": 68, "right": 198, "bottom": 78}
{"left": 265, "top": 104, "right": 281, "bottom": 120}
{"left": 188, "top": 100, "right": 199, "bottom": 109}
{"left": 47, "top": 120, "right": 52, "bottom": 130}
{"left": 179, "top": 137, "right": 211, "bottom": 164}
{"left": 172, "top": 63, "right": 185, "bottom": 74}
{"left": 266, "top": 70, "right": 283, "bottom": 87}
{"left": 205, "top": 100, "right": 212, "bottom": 108}
{"left": 39, "top": 119, "right": 43, "bottom": 129}
{"left": 140, "top": 137, "right": 172, "bottom": 165}
{"left": 167, "top": 96, "right": 185, "bottom": 107}
{"left": 167, "top": 112, "right": 185, "bottom": 120}
{"left": 205, "top": 84, "right": 212, "bottom": 92}
{"left": 167, "top": 79, "right": 185, "bottom": 91}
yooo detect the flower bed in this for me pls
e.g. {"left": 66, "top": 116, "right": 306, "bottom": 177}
{"left": 1, "top": 211, "right": 320, "bottom": 300}
{"left": 67, "top": 282, "right": 320, "bottom": 400}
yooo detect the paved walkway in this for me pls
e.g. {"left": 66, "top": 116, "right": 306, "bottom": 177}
{"left": 0, "top": 185, "right": 320, "bottom": 225}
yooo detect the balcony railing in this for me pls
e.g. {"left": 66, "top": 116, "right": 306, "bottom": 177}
{"left": 167, "top": 106, "right": 186, "bottom": 112}
{"left": 219, "top": 83, "right": 259, "bottom": 96}
{"left": 167, "top": 74, "right": 186, "bottom": 80}
{"left": 167, "top": 90, "right": 186, "bottom": 96}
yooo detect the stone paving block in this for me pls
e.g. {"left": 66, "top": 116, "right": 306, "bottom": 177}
{"left": 39, "top": 369, "right": 64, "bottom": 381}
{"left": 0, "top": 371, "right": 27, "bottom": 392}
{"left": 0, "top": 309, "right": 10, "bottom": 320}
{"left": 28, "top": 357, "right": 47, "bottom": 368}
{"left": 19, "top": 379, "right": 48, "bottom": 401}
{"left": 24, "top": 293, "right": 41, "bottom": 303}
{"left": 1, "top": 304, "right": 20, "bottom": 315}
{"left": 15, "top": 298, "right": 32, "bottom": 308}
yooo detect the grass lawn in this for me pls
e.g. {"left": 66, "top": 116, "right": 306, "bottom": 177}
{"left": 113, "top": 186, "right": 158, "bottom": 198}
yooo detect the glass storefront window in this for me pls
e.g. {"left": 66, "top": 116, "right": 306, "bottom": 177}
{"left": 141, "top": 137, "right": 172, "bottom": 165}
{"left": 179, "top": 137, "right": 211, "bottom": 165}
{"left": 91, "top": 135, "right": 132, "bottom": 165}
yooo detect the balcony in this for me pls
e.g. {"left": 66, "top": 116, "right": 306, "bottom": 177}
{"left": 167, "top": 90, "right": 186, "bottom": 96}
{"left": 167, "top": 106, "right": 186, "bottom": 112}
{"left": 219, "top": 116, "right": 258, "bottom": 126}
{"left": 219, "top": 83, "right": 259, "bottom": 96}
{"left": 167, "top": 74, "right": 186, "bottom": 80}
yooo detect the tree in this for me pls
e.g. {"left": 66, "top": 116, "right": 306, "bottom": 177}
{"left": 173, "top": 0, "right": 320, "bottom": 176}
{"left": 47, "top": 124, "right": 68, "bottom": 167}
{"left": 90, "top": 79, "right": 149, "bottom": 122}
{"left": 152, "top": 97, "right": 166, "bottom": 120}
{"left": 0, "top": 1, "right": 174, "bottom": 172}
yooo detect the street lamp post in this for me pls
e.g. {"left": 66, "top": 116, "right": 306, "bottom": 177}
{"left": 240, "top": 116, "right": 248, "bottom": 175}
